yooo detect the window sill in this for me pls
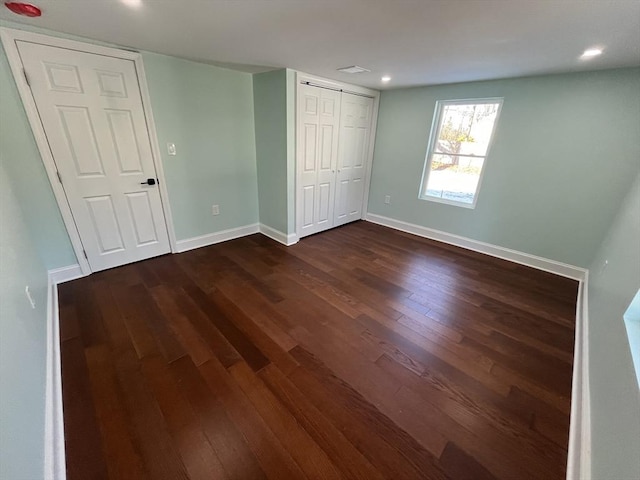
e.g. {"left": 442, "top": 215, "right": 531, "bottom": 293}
{"left": 419, "top": 195, "right": 477, "bottom": 209}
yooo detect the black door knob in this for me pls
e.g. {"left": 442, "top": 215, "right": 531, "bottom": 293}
{"left": 141, "top": 178, "right": 156, "bottom": 186}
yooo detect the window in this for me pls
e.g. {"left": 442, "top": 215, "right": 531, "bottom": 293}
{"left": 624, "top": 289, "right": 640, "bottom": 389}
{"left": 420, "top": 98, "right": 503, "bottom": 208}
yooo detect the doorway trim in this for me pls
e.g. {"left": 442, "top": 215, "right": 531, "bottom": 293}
{"left": 1, "top": 27, "right": 177, "bottom": 275}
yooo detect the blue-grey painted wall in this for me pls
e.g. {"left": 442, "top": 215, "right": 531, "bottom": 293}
{"left": 368, "top": 68, "right": 640, "bottom": 267}
{"left": 143, "top": 52, "right": 258, "bottom": 239}
{"left": 253, "top": 69, "right": 288, "bottom": 233}
{"left": 285, "top": 69, "right": 297, "bottom": 235}
{"left": 587, "top": 173, "right": 640, "bottom": 479}
{"left": 0, "top": 160, "right": 48, "bottom": 479}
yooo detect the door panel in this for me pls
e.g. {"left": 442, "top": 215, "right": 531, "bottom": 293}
{"left": 318, "top": 182, "right": 332, "bottom": 225}
{"left": 18, "top": 41, "right": 170, "bottom": 271}
{"left": 302, "top": 185, "right": 315, "bottom": 227}
{"left": 349, "top": 177, "right": 364, "bottom": 216}
{"left": 57, "top": 106, "right": 105, "bottom": 176}
{"left": 125, "top": 191, "right": 160, "bottom": 246}
{"left": 303, "top": 123, "right": 317, "bottom": 172}
{"left": 354, "top": 126, "right": 367, "bottom": 168}
{"left": 319, "top": 125, "right": 335, "bottom": 171}
{"left": 297, "top": 84, "right": 340, "bottom": 238}
{"left": 96, "top": 70, "right": 127, "bottom": 97}
{"left": 334, "top": 93, "right": 374, "bottom": 227}
{"left": 106, "top": 109, "right": 144, "bottom": 174}
{"left": 44, "top": 62, "right": 83, "bottom": 92}
{"left": 334, "top": 178, "right": 350, "bottom": 222}
{"left": 85, "top": 195, "right": 126, "bottom": 254}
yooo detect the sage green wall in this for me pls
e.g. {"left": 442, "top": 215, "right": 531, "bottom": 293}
{"left": 143, "top": 53, "right": 258, "bottom": 238}
{"left": 369, "top": 68, "right": 640, "bottom": 267}
{"left": 252, "top": 68, "right": 297, "bottom": 236}
{"left": 253, "top": 69, "right": 288, "bottom": 233}
{"left": 0, "top": 20, "right": 259, "bottom": 266}
{"left": 587, "top": 173, "right": 640, "bottom": 479}
{"left": 286, "top": 69, "right": 297, "bottom": 235}
{"left": 0, "top": 160, "right": 48, "bottom": 480}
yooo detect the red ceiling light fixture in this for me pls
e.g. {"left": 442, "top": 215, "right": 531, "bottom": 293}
{"left": 4, "top": 2, "right": 42, "bottom": 17}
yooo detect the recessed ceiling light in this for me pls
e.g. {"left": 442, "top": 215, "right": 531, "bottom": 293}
{"left": 337, "top": 65, "right": 370, "bottom": 74}
{"left": 381, "top": 76, "right": 391, "bottom": 83}
{"left": 581, "top": 47, "right": 603, "bottom": 59}
{"left": 120, "top": 0, "right": 142, "bottom": 8}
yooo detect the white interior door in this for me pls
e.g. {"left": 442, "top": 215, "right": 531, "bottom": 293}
{"left": 334, "top": 93, "right": 374, "bottom": 227}
{"left": 18, "top": 41, "right": 170, "bottom": 272}
{"left": 296, "top": 84, "right": 341, "bottom": 238}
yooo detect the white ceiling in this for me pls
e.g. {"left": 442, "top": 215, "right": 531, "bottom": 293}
{"left": 2, "top": 0, "right": 639, "bottom": 89}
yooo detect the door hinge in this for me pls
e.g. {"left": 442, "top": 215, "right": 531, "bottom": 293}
{"left": 23, "top": 68, "right": 31, "bottom": 87}
{"left": 56, "top": 171, "right": 63, "bottom": 184}
{"left": 83, "top": 250, "right": 88, "bottom": 260}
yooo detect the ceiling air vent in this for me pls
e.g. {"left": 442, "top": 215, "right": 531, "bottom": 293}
{"left": 337, "top": 65, "right": 370, "bottom": 74}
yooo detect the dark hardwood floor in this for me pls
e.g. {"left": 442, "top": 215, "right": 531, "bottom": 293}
{"left": 58, "top": 221, "right": 578, "bottom": 480}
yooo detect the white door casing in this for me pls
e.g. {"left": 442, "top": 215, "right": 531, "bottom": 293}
{"left": 334, "top": 93, "right": 374, "bottom": 227}
{"left": 17, "top": 40, "right": 171, "bottom": 272}
{"left": 296, "top": 83, "right": 341, "bottom": 238}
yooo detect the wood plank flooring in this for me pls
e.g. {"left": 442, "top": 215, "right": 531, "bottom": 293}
{"left": 58, "top": 221, "right": 578, "bottom": 480}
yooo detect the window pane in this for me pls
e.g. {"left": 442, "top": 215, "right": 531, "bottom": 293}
{"left": 425, "top": 154, "right": 484, "bottom": 204}
{"left": 435, "top": 103, "right": 500, "bottom": 157}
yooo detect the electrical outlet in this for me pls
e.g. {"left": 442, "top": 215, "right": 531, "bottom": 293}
{"left": 167, "top": 143, "right": 177, "bottom": 156}
{"left": 384, "top": 195, "right": 391, "bottom": 205}
{"left": 25, "top": 286, "right": 36, "bottom": 309}
{"left": 212, "top": 204, "right": 220, "bottom": 216}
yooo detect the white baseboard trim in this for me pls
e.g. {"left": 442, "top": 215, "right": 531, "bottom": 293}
{"left": 175, "top": 223, "right": 260, "bottom": 253}
{"left": 259, "top": 223, "right": 299, "bottom": 246}
{"left": 45, "top": 276, "right": 67, "bottom": 480}
{"left": 365, "top": 213, "right": 587, "bottom": 281}
{"left": 567, "top": 274, "right": 591, "bottom": 480}
{"left": 48, "top": 264, "right": 84, "bottom": 285}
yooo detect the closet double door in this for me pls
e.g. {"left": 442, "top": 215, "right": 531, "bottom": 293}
{"left": 297, "top": 84, "right": 375, "bottom": 238}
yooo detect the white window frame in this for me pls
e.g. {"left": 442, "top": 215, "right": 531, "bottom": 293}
{"left": 419, "top": 97, "right": 503, "bottom": 209}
